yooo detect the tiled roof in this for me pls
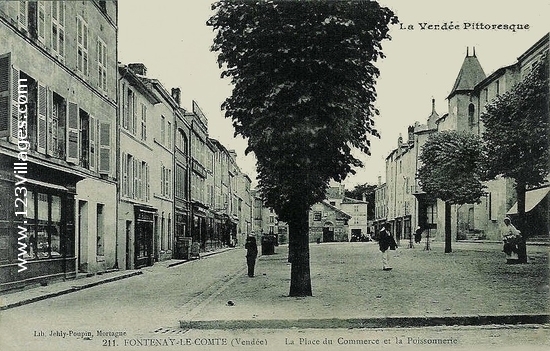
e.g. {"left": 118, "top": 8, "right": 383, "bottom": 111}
{"left": 448, "top": 54, "right": 486, "bottom": 98}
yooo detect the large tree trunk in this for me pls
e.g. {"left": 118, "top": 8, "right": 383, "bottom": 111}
{"left": 288, "top": 208, "right": 312, "bottom": 297}
{"left": 516, "top": 182, "right": 528, "bottom": 264}
{"left": 445, "top": 201, "right": 452, "bottom": 253}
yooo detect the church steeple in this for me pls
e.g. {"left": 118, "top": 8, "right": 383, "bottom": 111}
{"left": 447, "top": 47, "right": 486, "bottom": 99}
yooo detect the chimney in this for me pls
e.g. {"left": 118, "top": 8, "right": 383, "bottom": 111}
{"left": 128, "top": 63, "right": 147, "bottom": 76}
{"left": 362, "top": 193, "right": 366, "bottom": 202}
{"left": 432, "top": 98, "right": 436, "bottom": 113}
{"left": 171, "top": 88, "right": 181, "bottom": 106}
{"left": 378, "top": 176, "right": 382, "bottom": 186}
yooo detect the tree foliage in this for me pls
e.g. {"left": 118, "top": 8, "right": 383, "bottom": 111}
{"left": 481, "top": 53, "right": 549, "bottom": 187}
{"left": 418, "top": 130, "right": 485, "bottom": 253}
{"left": 418, "top": 131, "right": 486, "bottom": 205}
{"left": 208, "top": 0, "right": 397, "bottom": 296}
{"left": 208, "top": 0, "right": 397, "bottom": 220}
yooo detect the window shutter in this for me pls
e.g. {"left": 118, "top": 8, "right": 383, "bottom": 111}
{"left": 146, "top": 163, "right": 150, "bottom": 201}
{"left": 66, "top": 101, "right": 79, "bottom": 163}
{"left": 37, "top": 1, "right": 45, "bottom": 43}
{"left": 37, "top": 83, "right": 47, "bottom": 154}
{"left": 0, "top": 54, "right": 10, "bottom": 138}
{"left": 46, "top": 88, "right": 54, "bottom": 156}
{"left": 121, "top": 152, "right": 127, "bottom": 196}
{"left": 18, "top": 1, "right": 27, "bottom": 30}
{"left": 89, "top": 115, "right": 95, "bottom": 170}
{"left": 10, "top": 66, "right": 20, "bottom": 143}
{"left": 99, "top": 121, "right": 111, "bottom": 174}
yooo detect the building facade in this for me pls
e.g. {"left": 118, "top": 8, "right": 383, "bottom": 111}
{"left": 0, "top": 0, "right": 118, "bottom": 291}
{"left": 383, "top": 35, "right": 549, "bottom": 243}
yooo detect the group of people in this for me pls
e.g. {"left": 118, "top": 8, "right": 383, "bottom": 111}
{"left": 243, "top": 216, "right": 525, "bottom": 276}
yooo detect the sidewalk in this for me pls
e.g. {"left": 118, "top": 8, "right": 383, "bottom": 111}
{"left": 180, "top": 242, "right": 549, "bottom": 329}
{"left": 0, "top": 247, "right": 233, "bottom": 311}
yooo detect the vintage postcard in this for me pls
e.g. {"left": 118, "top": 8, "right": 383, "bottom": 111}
{"left": 0, "top": 0, "right": 548, "bottom": 350}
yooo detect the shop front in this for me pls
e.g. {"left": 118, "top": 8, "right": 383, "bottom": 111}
{"left": 133, "top": 207, "right": 155, "bottom": 269}
{"left": 0, "top": 163, "right": 79, "bottom": 292}
{"left": 174, "top": 210, "right": 190, "bottom": 259}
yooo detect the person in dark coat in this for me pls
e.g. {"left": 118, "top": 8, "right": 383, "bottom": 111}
{"left": 378, "top": 223, "right": 397, "bottom": 271}
{"left": 414, "top": 226, "right": 423, "bottom": 244}
{"left": 245, "top": 236, "right": 258, "bottom": 277}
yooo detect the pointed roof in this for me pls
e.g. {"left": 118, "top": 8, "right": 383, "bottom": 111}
{"left": 448, "top": 48, "right": 486, "bottom": 99}
{"left": 321, "top": 201, "right": 352, "bottom": 219}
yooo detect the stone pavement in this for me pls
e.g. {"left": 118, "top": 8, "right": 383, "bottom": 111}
{"left": 0, "top": 248, "right": 233, "bottom": 311}
{"left": 178, "top": 241, "right": 549, "bottom": 329}
{"left": 1, "top": 242, "right": 548, "bottom": 329}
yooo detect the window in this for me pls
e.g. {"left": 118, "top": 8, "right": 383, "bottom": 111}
{"left": 313, "top": 211, "right": 322, "bottom": 221}
{"left": 97, "top": 38, "right": 107, "bottom": 91}
{"left": 140, "top": 103, "right": 147, "bottom": 141}
{"left": 76, "top": 16, "right": 89, "bottom": 76}
{"left": 21, "top": 191, "right": 66, "bottom": 260}
{"left": 468, "top": 103, "right": 475, "bottom": 126}
{"left": 161, "top": 166, "right": 171, "bottom": 198}
{"left": 177, "top": 129, "right": 187, "bottom": 153}
{"left": 123, "top": 87, "right": 135, "bottom": 133}
{"left": 97, "top": 204, "right": 105, "bottom": 256}
{"left": 36, "top": 1, "right": 46, "bottom": 43}
{"left": 50, "top": 1, "right": 66, "bottom": 59}
{"left": 50, "top": 92, "right": 66, "bottom": 159}
{"left": 79, "top": 109, "right": 90, "bottom": 168}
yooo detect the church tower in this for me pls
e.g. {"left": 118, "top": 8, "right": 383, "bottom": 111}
{"left": 446, "top": 47, "right": 486, "bottom": 133}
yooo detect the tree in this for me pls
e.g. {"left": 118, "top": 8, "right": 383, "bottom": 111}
{"left": 481, "top": 53, "right": 549, "bottom": 263}
{"left": 417, "top": 131, "right": 485, "bottom": 253}
{"left": 208, "top": 0, "right": 397, "bottom": 296}
{"left": 345, "top": 183, "right": 376, "bottom": 219}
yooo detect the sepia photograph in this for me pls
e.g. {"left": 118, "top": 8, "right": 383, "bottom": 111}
{"left": 0, "top": 0, "right": 548, "bottom": 350}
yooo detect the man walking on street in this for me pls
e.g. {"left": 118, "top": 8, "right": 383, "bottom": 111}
{"left": 379, "top": 223, "right": 397, "bottom": 271}
{"left": 245, "top": 235, "right": 258, "bottom": 277}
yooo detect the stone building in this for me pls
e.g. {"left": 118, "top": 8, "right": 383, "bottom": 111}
{"left": 117, "top": 63, "right": 159, "bottom": 269}
{"left": 0, "top": 1, "right": 118, "bottom": 291}
{"left": 383, "top": 35, "right": 549, "bottom": 243}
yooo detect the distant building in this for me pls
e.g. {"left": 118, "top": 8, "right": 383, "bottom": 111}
{"left": 383, "top": 34, "right": 549, "bottom": 243}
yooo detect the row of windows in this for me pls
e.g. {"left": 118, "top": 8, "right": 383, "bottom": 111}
{"left": 0, "top": 54, "right": 112, "bottom": 174}
{"left": 13, "top": 2, "right": 111, "bottom": 93}
{"left": 121, "top": 153, "right": 150, "bottom": 202}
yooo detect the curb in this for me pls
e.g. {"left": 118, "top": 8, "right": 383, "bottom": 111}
{"left": 0, "top": 271, "right": 143, "bottom": 311}
{"left": 180, "top": 314, "right": 550, "bottom": 330}
{"left": 167, "top": 248, "right": 235, "bottom": 268}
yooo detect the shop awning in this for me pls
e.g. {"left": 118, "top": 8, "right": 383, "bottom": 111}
{"left": 507, "top": 186, "right": 550, "bottom": 215}
{"left": 26, "top": 178, "right": 69, "bottom": 192}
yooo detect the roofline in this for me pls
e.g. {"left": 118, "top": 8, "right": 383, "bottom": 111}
{"left": 118, "top": 65, "right": 160, "bottom": 104}
{"left": 473, "top": 63, "right": 518, "bottom": 92}
{"left": 321, "top": 201, "right": 352, "bottom": 218}
{"left": 517, "top": 33, "right": 549, "bottom": 63}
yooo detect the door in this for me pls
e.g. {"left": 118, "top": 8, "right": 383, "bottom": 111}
{"left": 125, "top": 220, "right": 132, "bottom": 270}
{"left": 322, "top": 223, "right": 334, "bottom": 242}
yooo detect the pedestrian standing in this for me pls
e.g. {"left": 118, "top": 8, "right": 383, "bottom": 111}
{"left": 414, "top": 226, "right": 423, "bottom": 244}
{"left": 501, "top": 217, "right": 521, "bottom": 264}
{"left": 379, "top": 223, "right": 397, "bottom": 271}
{"left": 245, "top": 235, "right": 258, "bottom": 277}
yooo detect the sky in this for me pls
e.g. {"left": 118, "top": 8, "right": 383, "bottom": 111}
{"left": 118, "top": 0, "right": 549, "bottom": 189}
